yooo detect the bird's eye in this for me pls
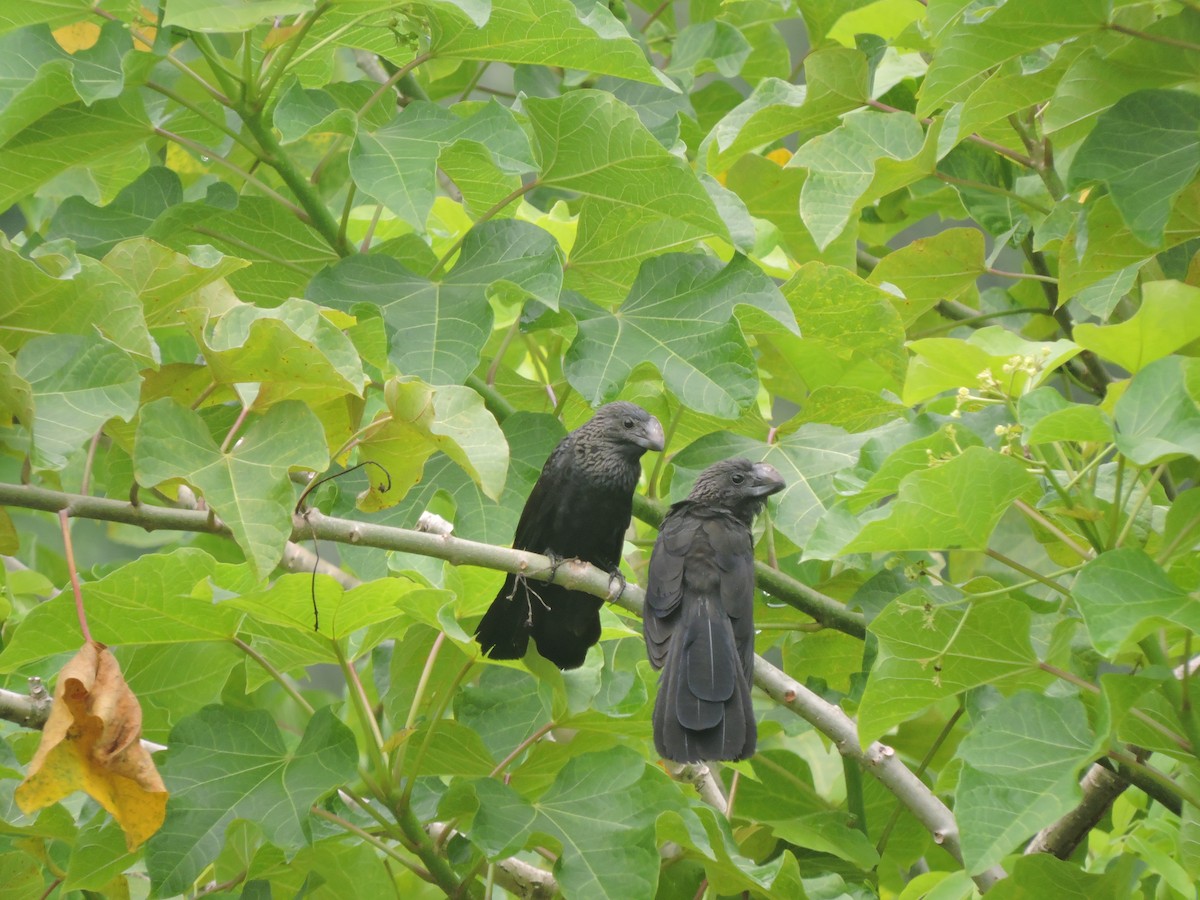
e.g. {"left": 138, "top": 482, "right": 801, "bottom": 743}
{"left": 623, "top": 418, "right": 635, "bottom": 429}
{"left": 731, "top": 473, "right": 745, "bottom": 484}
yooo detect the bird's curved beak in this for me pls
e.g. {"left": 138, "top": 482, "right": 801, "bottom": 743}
{"left": 637, "top": 415, "right": 666, "bottom": 452}
{"left": 749, "top": 462, "right": 786, "bottom": 497}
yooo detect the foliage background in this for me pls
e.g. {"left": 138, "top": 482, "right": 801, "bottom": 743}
{"left": 1, "top": 0, "right": 1199, "bottom": 897}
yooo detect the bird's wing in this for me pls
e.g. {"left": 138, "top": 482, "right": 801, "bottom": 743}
{"left": 509, "top": 436, "right": 574, "bottom": 553}
{"left": 643, "top": 502, "right": 702, "bottom": 668}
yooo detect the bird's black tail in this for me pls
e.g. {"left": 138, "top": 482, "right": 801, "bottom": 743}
{"left": 653, "top": 594, "right": 755, "bottom": 763}
{"left": 475, "top": 576, "right": 601, "bottom": 670}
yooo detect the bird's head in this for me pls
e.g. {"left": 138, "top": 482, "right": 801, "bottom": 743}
{"left": 586, "top": 402, "right": 666, "bottom": 456}
{"left": 687, "top": 457, "right": 785, "bottom": 523}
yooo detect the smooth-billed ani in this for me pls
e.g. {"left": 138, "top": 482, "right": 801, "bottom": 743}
{"left": 475, "top": 402, "right": 665, "bottom": 669}
{"left": 644, "top": 458, "right": 785, "bottom": 762}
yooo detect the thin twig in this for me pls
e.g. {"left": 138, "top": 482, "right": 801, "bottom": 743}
{"left": 57, "top": 510, "right": 92, "bottom": 644}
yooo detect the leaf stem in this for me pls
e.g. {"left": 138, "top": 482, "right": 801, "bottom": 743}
{"left": 429, "top": 181, "right": 540, "bottom": 278}
{"left": 1106, "top": 454, "right": 1126, "bottom": 550}
{"left": 490, "top": 721, "right": 557, "bottom": 777}
{"left": 1107, "top": 748, "right": 1200, "bottom": 811}
{"left": 312, "top": 806, "right": 431, "bottom": 879}
{"left": 153, "top": 127, "right": 306, "bottom": 217}
{"left": 240, "top": 110, "right": 351, "bottom": 255}
{"left": 877, "top": 705, "right": 963, "bottom": 855}
{"left": 934, "top": 171, "right": 1051, "bottom": 215}
{"left": 984, "top": 548, "right": 1071, "bottom": 594}
{"left": 57, "top": 510, "right": 93, "bottom": 644}
{"left": 1013, "top": 499, "right": 1094, "bottom": 560}
{"left": 231, "top": 637, "right": 315, "bottom": 714}
{"left": 1139, "top": 636, "right": 1200, "bottom": 757}
{"left": 646, "top": 402, "right": 684, "bottom": 499}
{"left": 257, "top": 2, "right": 331, "bottom": 105}
{"left": 1104, "top": 22, "right": 1200, "bottom": 53}
{"left": 336, "top": 640, "right": 391, "bottom": 788}
{"left": 145, "top": 80, "right": 261, "bottom": 155}
{"left": 358, "top": 52, "right": 434, "bottom": 120}
{"left": 190, "top": 32, "right": 245, "bottom": 102}
{"left": 1115, "top": 464, "right": 1165, "bottom": 550}
{"left": 405, "top": 633, "right": 446, "bottom": 731}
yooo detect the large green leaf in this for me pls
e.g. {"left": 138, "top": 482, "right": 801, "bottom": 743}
{"left": 0, "top": 548, "right": 249, "bottom": 672}
{"left": 1072, "top": 549, "right": 1200, "bottom": 656}
{"left": 858, "top": 592, "right": 1047, "bottom": 746}
{"left": 427, "top": 0, "right": 658, "bottom": 82}
{"left": 1113, "top": 356, "right": 1200, "bottom": 465}
{"left": 702, "top": 47, "right": 868, "bottom": 173}
{"left": 918, "top": 0, "right": 1110, "bottom": 116}
{"left": 145, "top": 705, "right": 356, "bottom": 897}
{"left": 763, "top": 261, "right": 907, "bottom": 395}
{"left": 134, "top": 399, "right": 330, "bottom": 577}
{"left": 1074, "top": 280, "right": 1200, "bottom": 373}
{"left": 150, "top": 192, "right": 340, "bottom": 307}
{"left": 1069, "top": 89, "right": 1200, "bottom": 247}
{"left": 350, "top": 100, "right": 533, "bottom": 230}
{"left": 47, "top": 167, "right": 183, "bottom": 257}
{"left": 103, "top": 238, "right": 247, "bottom": 328}
{"left": 531, "top": 747, "right": 681, "bottom": 898}
{"left": 844, "top": 447, "right": 1039, "bottom": 553}
{"left": 308, "top": 219, "right": 562, "bottom": 384}
{"left": 956, "top": 693, "right": 1096, "bottom": 875}
{"left": 161, "top": 0, "right": 314, "bottom": 31}
{"left": 0, "top": 93, "right": 151, "bottom": 208}
{"left": 0, "top": 1, "right": 99, "bottom": 36}
{"left": 789, "top": 109, "right": 933, "bottom": 250}
{"left": 15, "top": 333, "right": 141, "bottom": 470}
{"left": 563, "top": 253, "right": 795, "bottom": 418}
{"left": 356, "top": 376, "right": 509, "bottom": 509}
{"left": 867, "top": 227, "right": 985, "bottom": 326}
{"left": 0, "top": 242, "right": 153, "bottom": 361}
{"left": 524, "top": 91, "right": 728, "bottom": 300}
{"left": 188, "top": 297, "right": 366, "bottom": 401}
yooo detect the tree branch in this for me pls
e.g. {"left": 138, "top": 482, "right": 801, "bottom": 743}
{"left": 0, "top": 481, "right": 995, "bottom": 888}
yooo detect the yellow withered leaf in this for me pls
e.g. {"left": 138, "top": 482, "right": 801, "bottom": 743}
{"left": 16, "top": 642, "right": 167, "bottom": 850}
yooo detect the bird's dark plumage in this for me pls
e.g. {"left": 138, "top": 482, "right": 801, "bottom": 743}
{"left": 475, "top": 402, "right": 665, "bottom": 669}
{"left": 644, "top": 458, "right": 785, "bottom": 762}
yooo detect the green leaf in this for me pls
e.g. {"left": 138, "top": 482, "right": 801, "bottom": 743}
{"left": 0, "top": 1, "right": 96, "bottom": 35}
{"left": 0, "top": 27, "right": 79, "bottom": 144}
{"left": 1017, "top": 387, "right": 1113, "bottom": 446}
{"left": 564, "top": 253, "right": 795, "bottom": 418}
{"left": 308, "top": 219, "right": 562, "bottom": 384}
{"left": 428, "top": 0, "right": 659, "bottom": 82}
{"left": 858, "top": 592, "right": 1046, "bottom": 747}
{"left": 1069, "top": 89, "right": 1200, "bottom": 247}
{"left": 188, "top": 297, "right": 366, "bottom": 400}
{"left": 790, "top": 109, "right": 931, "bottom": 250}
{"left": 150, "top": 193, "right": 340, "bottom": 308}
{"left": 0, "top": 548, "right": 247, "bottom": 672}
{"left": 918, "top": 0, "right": 1110, "bottom": 116}
{"left": 460, "top": 778, "right": 537, "bottom": 858}
{"left": 844, "top": 446, "right": 1038, "bottom": 553}
{"left": 162, "top": 0, "right": 314, "bottom": 32}
{"left": 349, "top": 100, "right": 533, "bottom": 230}
{"left": 765, "top": 261, "right": 907, "bottom": 395}
{"left": 524, "top": 91, "right": 728, "bottom": 300}
{"left": 134, "top": 399, "right": 330, "bottom": 577}
{"left": 357, "top": 376, "right": 509, "bottom": 509}
{"left": 1074, "top": 280, "right": 1200, "bottom": 373}
{"left": 667, "top": 21, "right": 751, "bottom": 79}
{"left": 702, "top": 47, "right": 868, "bottom": 173}
{"left": 0, "top": 93, "right": 151, "bottom": 209}
{"left": 117, "top": 641, "right": 245, "bottom": 743}
{"left": 406, "top": 719, "right": 497, "bottom": 776}
{"left": 1114, "top": 356, "right": 1200, "bottom": 465}
{"left": 867, "top": 227, "right": 985, "bottom": 326}
{"left": 103, "top": 238, "right": 247, "bottom": 328}
{"left": 15, "top": 333, "right": 140, "bottom": 470}
{"left": 956, "top": 693, "right": 1096, "bottom": 875}
{"left": 988, "top": 852, "right": 1151, "bottom": 900}
{"left": 739, "top": 750, "right": 880, "bottom": 868}
{"left": 0, "top": 242, "right": 153, "bottom": 361}
{"left": 1072, "top": 549, "right": 1200, "bottom": 656}
{"left": 531, "top": 747, "right": 681, "bottom": 899}
{"left": 47, "top": 167, "right": 183, "bottom": 257}
{"left": 146, "top": 705, "right": 356, "bottom": 897}
{"left": 903, "top": 327, "right": 1081, "bottom": 405}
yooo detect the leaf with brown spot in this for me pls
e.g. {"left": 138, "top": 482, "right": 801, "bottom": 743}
{"left": 16, "top": 641, "right": 167, "bottom": 849}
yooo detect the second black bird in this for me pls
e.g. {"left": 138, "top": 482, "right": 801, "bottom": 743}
{"left": 475, "top": 401, "right": 664, "bottom": 669}
{"left": 644, "top": 458, "right": 785, "bottom": 763}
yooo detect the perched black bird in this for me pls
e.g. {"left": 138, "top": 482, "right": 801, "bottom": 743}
{"left": 475, "top": 402, "right": 665, "bottom": 669}
{"left": 644, "top": 458, "right": 785, "bottom": 763}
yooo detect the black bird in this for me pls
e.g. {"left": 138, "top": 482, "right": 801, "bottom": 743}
{"left": 475, "top": 402, "right": 665, "bottom": 669}
{"left": 644, "top": 458, "right": 785, "bottom": 762}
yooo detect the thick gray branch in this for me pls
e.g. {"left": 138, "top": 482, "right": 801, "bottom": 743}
{"left": 0, "top": 482, "right": 997, "bottom": 889}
